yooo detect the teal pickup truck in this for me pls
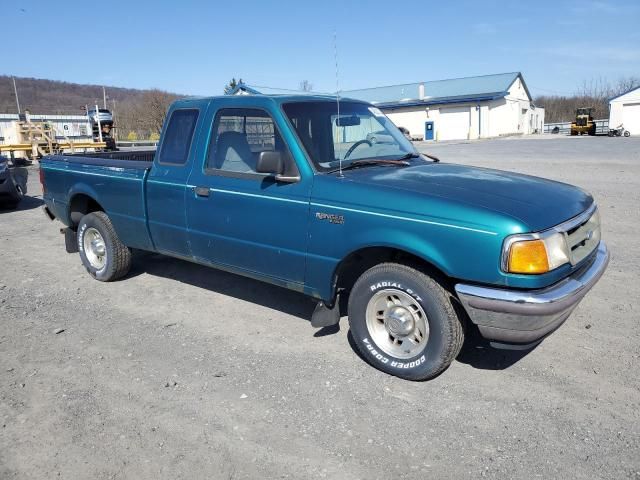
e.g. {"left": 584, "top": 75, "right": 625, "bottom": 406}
{"left": 40, "top": 95, "right": 609, "bottom": 380}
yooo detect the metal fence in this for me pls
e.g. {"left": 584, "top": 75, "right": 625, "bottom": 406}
{"left": 543, "top": 119, "right": 609, "bottom": 135}
{"left": 116, "top": 140, "right": 159, "bottom": 148}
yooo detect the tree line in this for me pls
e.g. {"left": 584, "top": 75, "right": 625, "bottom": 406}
{"left": 0, "top": 76, "right": 181, "bottom": 140}
{"left": 535, "top": 77, "right": 640, "bottom": 123}
{"left": 3, "top": 75, "right": 638, "bottom": 138}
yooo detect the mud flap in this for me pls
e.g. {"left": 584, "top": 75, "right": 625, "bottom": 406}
{"left": 62, "top": 227, "right": 79, "bottom": 254}
{"left": 311, "top": 295, "right": 340, "bottom": 328}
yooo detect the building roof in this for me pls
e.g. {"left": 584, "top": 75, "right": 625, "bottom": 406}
{"left": 609, "top": 85, "right": 640, "bottom": 102}
{"left": 342, "top": 72, "right": 530, "bottom": 108}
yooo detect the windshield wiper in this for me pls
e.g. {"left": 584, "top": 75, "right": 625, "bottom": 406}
{"left": 396, "top": 152, "right": 440, "bottom": 163}
{"left": 328, "top": 159, "right": 410, "bottom": 174}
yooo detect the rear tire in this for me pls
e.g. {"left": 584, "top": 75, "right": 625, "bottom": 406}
{"left": 347, "top": 263, "right": 464, "bottom": 381}
{"left": 77, "top": 211, "right": 131, "bottom": 281}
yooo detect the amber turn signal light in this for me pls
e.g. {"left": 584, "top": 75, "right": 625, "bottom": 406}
{"left": 508, "top": 239, "right": 550, "bottom": 274}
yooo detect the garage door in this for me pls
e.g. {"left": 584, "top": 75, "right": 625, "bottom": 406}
{"left": 438, "top": 107, "right": 470, "bottom": 141}
{"left": 622, "top": 103, "right": 640, "bottom": 136}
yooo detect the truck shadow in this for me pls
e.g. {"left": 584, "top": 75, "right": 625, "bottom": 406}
{"left": 130, "top": 254, "right": 535, "bottom": 372}
{"left": 0, "top": 195, "right": 44, "bottom": 213}
{"left": 129, "top": 252, "right": 317, "bottom": 321}
{"left": 455, "top": 337, "right": 535, "bottom": 370}
{"left": 346, "top": 329, "right": 534, "bottom": 374}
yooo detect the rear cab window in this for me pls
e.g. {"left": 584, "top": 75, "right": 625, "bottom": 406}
{"left": 157, "top": 109, "right": 200, "bottom": 165}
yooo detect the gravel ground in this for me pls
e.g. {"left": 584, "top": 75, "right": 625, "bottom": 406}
{"left": 1, "top": 135, "right": 639, "bottom": 479}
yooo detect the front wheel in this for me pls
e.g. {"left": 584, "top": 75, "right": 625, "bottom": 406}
{"left": 347, "top": 263, "right": 464, "bottom": 381}
{"left": 78, "top": 211, "right": 132, "bottom": 281}
{"left": 624, "top": 131, "right": 631, "bottom": 137}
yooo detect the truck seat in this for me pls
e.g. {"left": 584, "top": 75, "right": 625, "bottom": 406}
{"left": 215, "top": 131, "right": 256, "bottom": 172}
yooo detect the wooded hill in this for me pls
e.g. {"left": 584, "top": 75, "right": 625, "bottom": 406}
{"left": 0, "top": 75, "right": 160, "bottom": 115}
{"left": 0, "top": 75, "right": 182, "bottom": 139}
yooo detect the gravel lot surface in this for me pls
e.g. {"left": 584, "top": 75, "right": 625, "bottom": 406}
{"left": 1, "top": 135, "right": 639, "bottom": 479}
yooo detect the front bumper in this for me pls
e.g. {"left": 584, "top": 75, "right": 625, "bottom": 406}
{"left": 455, "top": 242, "right": 609, "bottom": 347}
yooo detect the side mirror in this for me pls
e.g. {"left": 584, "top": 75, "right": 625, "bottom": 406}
{"left": 256, "top": 151, "right": 300, "bottom": 183}
{"left": 256, "top": 151, "right": 284, "bottom": 175}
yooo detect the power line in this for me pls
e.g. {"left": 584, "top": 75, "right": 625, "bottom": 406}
{"left": 245, "top": 83, "right": 332, "bottom": 95}
{"left": 530, "top": 85, "right": 576, "bottom": 96}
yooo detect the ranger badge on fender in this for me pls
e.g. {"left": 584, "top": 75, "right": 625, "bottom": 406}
{"left": 315, "top": 212, "right": 345, "bottom": 224}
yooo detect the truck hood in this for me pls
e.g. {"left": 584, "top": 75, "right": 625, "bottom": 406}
{"left": 341, "top": 163, "right": 593, "bottom": 231}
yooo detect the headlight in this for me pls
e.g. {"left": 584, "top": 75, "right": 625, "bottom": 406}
{"left": 503, "top": 231, "right": 570, "bottom": 274}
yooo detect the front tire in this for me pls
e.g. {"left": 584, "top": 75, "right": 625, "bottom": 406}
{"left": 347, "top": 263, "right": 464, "bottom": 381}
{"left": 77, "top": 211, "right": 131, "bottom": 281}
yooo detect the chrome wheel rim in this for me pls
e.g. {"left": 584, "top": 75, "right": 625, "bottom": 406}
{"left": 83, "top": 227, "right": 106, "bottom": 270}
{"left": 365, "top": 289, "right": 429, "bottom": 359}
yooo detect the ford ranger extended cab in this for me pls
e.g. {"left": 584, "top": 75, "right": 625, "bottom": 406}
{"left": 40, "top": 95, "right": 609, "bottom": 381}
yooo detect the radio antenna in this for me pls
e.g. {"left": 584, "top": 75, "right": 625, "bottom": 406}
{"left": 333, "top": 30, "right": 343, "bottom": 177}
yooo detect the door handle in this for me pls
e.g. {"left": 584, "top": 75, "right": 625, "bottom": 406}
{"left": 193, "top": 186, "right": 210, "bottom": 197}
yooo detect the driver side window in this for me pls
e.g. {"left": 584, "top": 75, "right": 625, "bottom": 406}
{"left": 206, "top": 108, "right": 290, "bottom": 175}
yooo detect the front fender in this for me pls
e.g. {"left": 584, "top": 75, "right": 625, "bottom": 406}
{"left": 343, "top": 228, "right": 453, "bottom": 275}
{"left": 304, "top": 217, "right": 501, "bottom": 302}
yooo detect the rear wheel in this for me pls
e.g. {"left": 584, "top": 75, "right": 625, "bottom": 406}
{"left": 77, "top": 211, "right": 131, "bottom": 281}
{"left": 347, "top": 263, "right": 464, "bottom": 381}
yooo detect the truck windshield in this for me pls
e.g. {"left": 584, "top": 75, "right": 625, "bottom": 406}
{"left": 283, "top": 101, "right": 418, "bottom": 172}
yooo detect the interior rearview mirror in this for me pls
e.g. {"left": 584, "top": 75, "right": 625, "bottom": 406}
{"left": 336, "top": 115, "right": 361, "bottom": 127}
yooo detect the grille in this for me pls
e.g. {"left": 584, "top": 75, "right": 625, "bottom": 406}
{"left": 564, "top": 209, "right": 600, "bottom": 265}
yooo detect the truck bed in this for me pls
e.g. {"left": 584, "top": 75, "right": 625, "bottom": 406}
{"left": 50, "top": 149, "right": 156, "bottom": 169}
{"left": 40, "top": 150, "right": 156, "bottom": 251}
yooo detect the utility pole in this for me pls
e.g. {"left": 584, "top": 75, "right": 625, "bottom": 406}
{"left": 103, "top": 86, "right": 107, "bottom": 109}
{"left": 12, "top": 76, "right": 21, "bottom": 114}
{"left": 111, "top": 99, "right": 118, "bottom": 141}
{"left": 95, "top": 103, "right": 103, "bottom": 143}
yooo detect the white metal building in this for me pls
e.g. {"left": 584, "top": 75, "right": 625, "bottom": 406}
{"left": 609, "top": 86, "right": 640, "bottom": 136}
{"left": 342, "top": 72, "right": 544, "bottom": 141}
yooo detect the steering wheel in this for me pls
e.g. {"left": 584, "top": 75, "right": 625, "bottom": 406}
{"left": 343, "top": 139, "right": 372, "bottom": 160}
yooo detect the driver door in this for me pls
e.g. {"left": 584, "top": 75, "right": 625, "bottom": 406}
{"left": 186, "top": 105, "right": 312, "bottom": 286}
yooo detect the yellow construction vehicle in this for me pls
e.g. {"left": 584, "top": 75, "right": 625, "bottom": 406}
{"left": 570, "top": 107, "right": 597, "bottom": 136}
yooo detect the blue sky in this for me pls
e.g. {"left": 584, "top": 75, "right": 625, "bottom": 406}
{"left": 3, "top": 0, "right": 639, "bottom": 97}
